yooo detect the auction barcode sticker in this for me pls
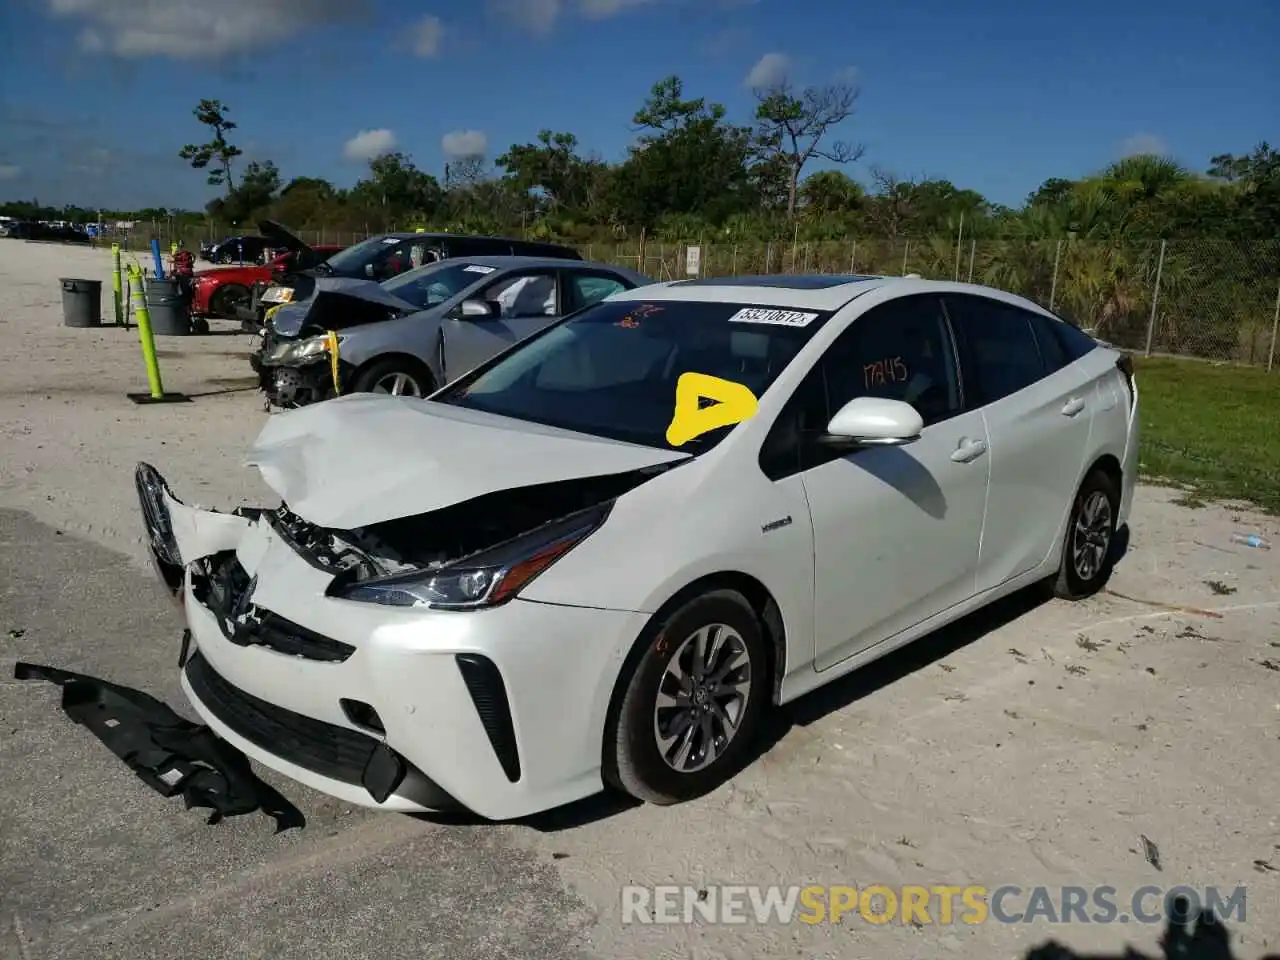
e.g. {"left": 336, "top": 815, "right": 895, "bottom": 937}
{"left": 728, "top": 308, "right": 819, "bottom": 327}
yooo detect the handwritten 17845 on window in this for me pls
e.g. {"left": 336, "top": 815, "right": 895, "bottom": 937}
{"left": 864, "top": 356, "right": 908, "bottom": 388}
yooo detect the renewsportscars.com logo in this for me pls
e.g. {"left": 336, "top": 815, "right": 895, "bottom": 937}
{"left": 620, "top": 885, "right": 1248, "bottom": 926}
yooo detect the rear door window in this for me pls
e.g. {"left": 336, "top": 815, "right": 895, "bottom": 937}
{"left": 565, "top": 271, "right": 630, "bottom": 312}
{"left": 944, "top": 294, "right": 1050, "bottom": 406}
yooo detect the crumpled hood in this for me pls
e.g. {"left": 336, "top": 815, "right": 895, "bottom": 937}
{"left": 245, "top": 393, "right": 690, "bottom": 529}
{"left": 268, "top": 277, "right": 421, "bottom": 337}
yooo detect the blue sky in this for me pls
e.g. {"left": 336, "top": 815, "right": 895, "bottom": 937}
{"left": 1, "top": 0, "right": 1276, "bottom": 212}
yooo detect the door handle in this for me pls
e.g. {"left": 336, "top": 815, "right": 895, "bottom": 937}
{"left": 1061, "top": 397, "right": 1085, "bottom": 417}
{"left": 950, "top": 438, "right": 988, "bottom": 463}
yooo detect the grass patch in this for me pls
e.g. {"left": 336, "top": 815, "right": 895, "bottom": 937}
{"left": 1136, "top": 356, "right": 1280, "bottom": 513}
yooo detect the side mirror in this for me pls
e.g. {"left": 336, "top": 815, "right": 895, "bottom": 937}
{"left": 822, "top": 396, "right": 923, "bottom": 447}
{"left": 458, "top": 298, "right": 498, "bottom": 319}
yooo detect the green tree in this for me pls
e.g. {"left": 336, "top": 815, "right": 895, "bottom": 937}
{"left": 608, "top": 76, "right": 754, "bottom": 229}
{"left": 208, "top": 160, "right": 282, "bottom": 223}
{"left": 178, "top": 99, "right": 243, "bottom": 194}
{"left": 798, "top": 169, "right": 864, "bottom": 218}
{"left": 751, "top": 79, "right": 864, "bottom": 219}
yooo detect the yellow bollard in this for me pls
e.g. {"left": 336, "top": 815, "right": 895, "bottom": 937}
{"left": 326, "top": 330, "right": 340, "bottom": 396}
{"left": 125, "top": 264, "right": 190, "bottom": 405}
{"left": 112, "top": 243, "right": 124, "bottom": 326}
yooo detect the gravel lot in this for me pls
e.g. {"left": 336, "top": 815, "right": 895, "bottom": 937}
{"left": 1, "top": 238, "right": 1278, "bottom": 959}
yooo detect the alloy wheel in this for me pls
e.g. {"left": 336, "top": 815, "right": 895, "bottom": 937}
{"left": 652, "top": 623, "right": 753, "bottom": 774}
{"left": 372, "top": 372, "right": 424, "bottom": 397}
{"left": 1072, "top": 490, "right": 1112, "bottom": 581}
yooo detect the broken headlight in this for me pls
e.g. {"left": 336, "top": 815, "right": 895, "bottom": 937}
{"left": 135, "top": 462, "right": 182, "bottom": 567}
{"left": 266, "top": 334, "right": 336, "bottom": 365}
{"left": 334, "top": 502, "right": 612, "bottom": 610}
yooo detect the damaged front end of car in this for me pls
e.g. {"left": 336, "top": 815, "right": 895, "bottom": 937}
{"left": 134, "top": 450, "right": 680, "bottom": 813}
{"left": 250, "top": 280, "right": 421, "bottom": 409}
{"left": 253, "top": 328, "right": 347, "bottom": 409}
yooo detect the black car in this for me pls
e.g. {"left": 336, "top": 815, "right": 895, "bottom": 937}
{"left": 3, "top": 221, "right": 91, "bottom": 244}
{"left": 239, "top": 221, "right": 584, "bottom": 329}
{"left": 202, "top": 234, "right": 278, "bottom": 264}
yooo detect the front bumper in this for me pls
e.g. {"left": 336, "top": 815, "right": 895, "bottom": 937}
{"left": 138, "top": 467, "right": 648, "bottom": 821}
{"left": 255, "top": 356, "right": 336, "bottom": 408}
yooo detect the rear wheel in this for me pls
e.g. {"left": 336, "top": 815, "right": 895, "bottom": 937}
{"left": 351, "top": 357, "right": 436, "bottom": 398}
{"left": 606, "top": 590, "right": 770, "bottom": 805}
{"left": 1052, "top": 468, "right": 1120, "bottom": 600}
{"left": 209, "top": 284, "right": 250, "bottom": 319}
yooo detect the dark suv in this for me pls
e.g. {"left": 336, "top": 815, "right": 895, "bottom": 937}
{"left": 240, "top": 222, "right": 583, "bottom": 328}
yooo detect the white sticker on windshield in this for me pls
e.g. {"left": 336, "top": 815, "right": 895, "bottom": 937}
{"left": 728, "top": 308, "right": 819, "bottom": 327}
{"left": 381, "top": 237, "right": 400, "bottom": 244}
{"left": 463, "top": 265, "right": 496, "bottom": 274}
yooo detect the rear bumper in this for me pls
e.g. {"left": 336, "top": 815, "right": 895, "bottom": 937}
{"left": 1118, "top": 380, "right": 1140, "bottom": 526}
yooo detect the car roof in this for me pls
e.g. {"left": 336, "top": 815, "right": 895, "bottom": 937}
{"left": 608, "top": 274, "right": 898, "bottom": 310}
{"left": 606, "top": 274, "right": 1056, "bottom": 315}
{"left": 448, "top": 254, "right": 642, "bottom": 275}
{"left": 378, "top": 233, "right": 573, "bottom": 247}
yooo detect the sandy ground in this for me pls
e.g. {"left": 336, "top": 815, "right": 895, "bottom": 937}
{"left": 1, "top": 238, "right": 1278, "bottom": 960}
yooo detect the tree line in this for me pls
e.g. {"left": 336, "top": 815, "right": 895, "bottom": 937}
{"left": 2, "top": 79, "right": 1277, "bottom": 253}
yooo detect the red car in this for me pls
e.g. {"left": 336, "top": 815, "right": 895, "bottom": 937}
{"left": 190, "top": 224, "right": 342, "bottom": 319}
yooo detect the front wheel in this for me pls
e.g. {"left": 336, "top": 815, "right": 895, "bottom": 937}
{"left": 606, "top": 590, "right": 770, "bottom": 805}
{"left": 350, "top": 357, "right": 436, "bottom": 398}
{"left": 1052, "top": 468, "right": 1120, "bottom": 600}
{"left": 209, "top": 284, "right": 249, "bottom": 319}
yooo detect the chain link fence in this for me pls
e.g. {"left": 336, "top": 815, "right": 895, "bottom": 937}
{"left": 122, "top": 221, "right": 1280, "bottom": 369}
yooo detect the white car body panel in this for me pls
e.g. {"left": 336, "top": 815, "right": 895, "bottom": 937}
{"left": 244, "top": 392, "right": 689, "bottom": 529}
{"left": 173, "top": 515, "right": 650, "bottom": 820}
{"left": 138, "top": 275, "right": 1140, "bottom": 820}
{"left": 808, "top": 407, "right": 990, "bottom": 670}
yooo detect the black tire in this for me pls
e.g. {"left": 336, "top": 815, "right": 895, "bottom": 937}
{"left": 350, "top": 356, "right": 436, "bottom": 398}
{"left": 1052, "top": 468, "right": 1121, "bottom": 600}
{"left": 209, "top": 284, "right": 250, "bottom": 319}
{"left": 606, "top": 590, "right": 770, "bottom": 805}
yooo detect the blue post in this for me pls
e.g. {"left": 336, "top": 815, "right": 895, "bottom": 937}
{"left": 151, "top": 239, "right": 166, "bottom": 279}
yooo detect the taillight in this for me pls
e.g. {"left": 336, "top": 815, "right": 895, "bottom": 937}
{"left": 1116, "top": 353, "right": 1135, "bottom": 405}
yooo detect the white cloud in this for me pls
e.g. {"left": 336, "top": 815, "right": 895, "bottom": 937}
{"left": 0, "top": 164, "right": 22, "bottom": 180}
{"left": 577, "top": 0, "right": 652, "bottom": 18}
{"left": 410, "top": 15, "right": 444, "bottom": 57}
{"left": 835, "top": 65, "right": 859, "bottom": 84}
{"left": 744, "top": 52, "right": 789, "bottom": 88}
{"left": 343, "top": 129, "right": 398, "bottom": 162}
{"left": 442, "top": 130, "right": 488, "bottom": 160}
{"left": 486, "top": 0, "right": 561, "bottom": 34}
{"left": 44, "top": 0, "right": 360, "bottom": 60}
{"left": 1119, "top": 133, "right": 1169, "bottom": 158}
{"left": 485, "top": 0, "right": 650, "bottom": 33}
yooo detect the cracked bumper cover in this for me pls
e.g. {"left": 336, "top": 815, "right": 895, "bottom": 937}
{"left": 136, "top": 470, "right": 649, "bottom": 821}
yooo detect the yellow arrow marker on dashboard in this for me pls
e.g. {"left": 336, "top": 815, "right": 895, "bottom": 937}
{"left": 665, "top": 372, "right": 759, "bottom": 447}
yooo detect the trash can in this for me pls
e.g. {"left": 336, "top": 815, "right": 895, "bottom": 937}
{"left": 145, "top": 277, "right": 192, "bottom": 336}
{"left": 60, "top": 278, "right": 103, "bottom": 328}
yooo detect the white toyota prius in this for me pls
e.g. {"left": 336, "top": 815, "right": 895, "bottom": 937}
{"left": 136, "top": 274, "right": 1139, "bottom": 821}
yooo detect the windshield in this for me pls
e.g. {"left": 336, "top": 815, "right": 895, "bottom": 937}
{"left": 322, "top": 236, "right": 399, "bottom": 275}
{"left": 434, "top": 299, "right": 833, "bottom": 451}
{"left": 382, "top": 261, "right": 491, "bottom": 310}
